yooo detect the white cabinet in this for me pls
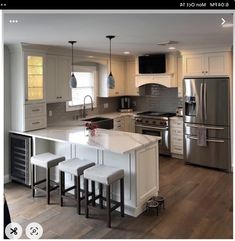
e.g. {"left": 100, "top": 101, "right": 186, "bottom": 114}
{"left": 124, "top": 61, "right": 139, "bottom": 96}
{"left": 182, "top": 51, "right": 231, "bottom": 77}
{"left": 170, "top": 117, "right": 183, "bottom": 158}
{"left": 177, "top": 57, "right": 183, "bottom": 97}
{"left": 9, "top": 44, "right": 47, "bottom": 131}
{"left": 113, "top": 115, "right": 135, "bottom": 132}
{"left": 98, "top": 60, "right": 125, "bottom": 97}
{"left": 46, "top": 55, "right": 72, "bottom": 103}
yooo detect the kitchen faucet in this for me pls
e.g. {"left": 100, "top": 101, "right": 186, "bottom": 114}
{"left": 83, "top": 95, "right": 94, "bottom": 118}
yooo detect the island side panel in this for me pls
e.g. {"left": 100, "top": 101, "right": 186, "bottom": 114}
{"left": 136, "top": 142, "right": 159, "bottom": 214}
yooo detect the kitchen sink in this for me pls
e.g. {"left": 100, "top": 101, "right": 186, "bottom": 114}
{"left": 83, "top": 116, "right": 113, "bottom": 129}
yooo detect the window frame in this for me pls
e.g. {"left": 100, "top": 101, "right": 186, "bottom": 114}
{"left": 66, "top": 65, "right": 98, "bottom": 112}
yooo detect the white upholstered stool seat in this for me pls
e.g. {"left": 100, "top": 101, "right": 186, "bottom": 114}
{"left": 31, "top": 152, "right": 65, "bottom": 168}
{"left": 84, "top": 165, "right": 124, "bottom": 185}
{"left": 84, "top": 165, "right": 125, "bottom": 228}
{"left": 30, "top": 152, "right": 65, "bottom": 205}
{"left": 58, "top": 158, "right": 95, "bottom": 176}
{"left": 58, "top": 158, "right": 95, "bottom": 215}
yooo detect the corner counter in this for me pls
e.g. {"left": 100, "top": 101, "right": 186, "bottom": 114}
{"left": 10, "top": 126, "right": 161, "bottom": 217}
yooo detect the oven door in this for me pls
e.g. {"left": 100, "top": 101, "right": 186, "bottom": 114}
{"left": 135, "top": 124, "right": 170, "bottom": 155}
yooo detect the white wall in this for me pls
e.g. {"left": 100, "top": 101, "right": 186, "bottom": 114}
{"left": 4, "top": 46, "right": 11, "bottom": 183}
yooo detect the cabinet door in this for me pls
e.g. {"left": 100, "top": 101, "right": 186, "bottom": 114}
{"left": 46, "top": 55, "right": 57, "bottom": 102}
{"left": 182, "top": 54, "right": 204, "bottom": 77}
{"left": 111, "top": 61, "right": 125, "bottom": 96}
{"left": 177, "top": 57, "right": 183, "bottom": 97}
{"left": 25, "top": 54, "right": 45, "bottom": 102}
{"left": 125, "top": 61, "right": 139, "bottom": 96}
{"left": 205, "top": 52, "right": 230, "bottom": 76}
{"left": 57, "top": 56, "right": 72, "bottom": 101}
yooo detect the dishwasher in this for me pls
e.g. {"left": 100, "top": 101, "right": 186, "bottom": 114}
{"left": 10, "top": 133, "right": 32, "bottom": 186}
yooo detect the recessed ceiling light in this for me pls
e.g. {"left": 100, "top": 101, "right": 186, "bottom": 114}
{"left": 88, "top": 56, "right": 94, "bottom": 58}
{"left": 123, "top": 51, "right": 130, "bottom": 55}
{"left": 222, "top": 23, "right": 233, "bottom": 28}
{"left": 168, "top": 47, "right": 176, "bottom": 50}
{"left": 9, "top": 19, "right": 19, "bottom": 23}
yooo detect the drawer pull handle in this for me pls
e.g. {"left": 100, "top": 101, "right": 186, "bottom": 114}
{"left": 32, "top": 122, "right": 40, "bottom": 125}
{"left": 32, "top": 109, "right": 40, "bottom": 112}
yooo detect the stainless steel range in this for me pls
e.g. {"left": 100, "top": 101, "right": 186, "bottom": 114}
{"left": 135, "top": 111, "right": 176, "bottom": 155}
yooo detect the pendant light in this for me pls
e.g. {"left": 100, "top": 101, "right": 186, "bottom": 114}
{"left": 68, "top": 41, "right": 77, "bottom": 88}
{"left": 106, "top": 35, "right": 116, "bottom": 89}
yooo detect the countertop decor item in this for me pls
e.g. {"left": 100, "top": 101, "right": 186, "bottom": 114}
{"left": 106, "top": 35, "right": 116, "bottom": 89}
{"left": 68, "top": 41, "right": 77, "bottom": 88}
{"left": 85, "top": 122, "right": 98, "bottom": 136}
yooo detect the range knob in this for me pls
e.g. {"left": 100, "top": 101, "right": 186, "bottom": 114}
{"left": 145, "top": 120, "right": 149, "bottom": 124}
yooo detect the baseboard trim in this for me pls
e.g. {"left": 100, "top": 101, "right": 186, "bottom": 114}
{"left": 4, "top": 175, "right": 11, "bottom": 184}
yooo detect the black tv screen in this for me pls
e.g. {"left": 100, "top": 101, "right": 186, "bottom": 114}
{"left": 138, "top": 54, "right": 166, "bottom": 74}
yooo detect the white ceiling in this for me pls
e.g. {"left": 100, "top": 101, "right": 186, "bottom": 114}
{"left": 3, "top": 12, "right": 233, "bottom": 55}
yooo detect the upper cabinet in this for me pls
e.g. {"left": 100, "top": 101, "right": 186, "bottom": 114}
{"left": 26, "top": 54, "right": 45, "bottom": 102}
{"left": 124, "top": 61, "right": 139, "bottom": 96}
{"left": 98, "top": 60, "right": 125, "bottom": 97}
{"left": 182, "top": 51, "right": 232, "bottom": 77}
{"left": 46, "top": 55, "right": 72, "bottom": 103}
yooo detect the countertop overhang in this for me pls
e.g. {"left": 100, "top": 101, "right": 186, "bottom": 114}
{"left": 10, "top": 126, "right": 161, "bottom": 154}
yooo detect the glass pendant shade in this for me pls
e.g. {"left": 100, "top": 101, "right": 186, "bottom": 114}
{"left": 106, "top": 35, "right": 115, "bottom": 89}
{"left": 69, "top": 73, "right": 77, "bottom": 88}
{"left": 68, "top": 41, "right": 77, "bottom": 88}
{"left": 107, "top": 72, "right": 115, "bottom": 89}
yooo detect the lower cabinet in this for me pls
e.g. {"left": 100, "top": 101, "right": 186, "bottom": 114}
{"left": 170, "top": 117, "right": 183, "bottom": 159}
{"left": 113, "top": 115, "right": 135, "bottom": 132}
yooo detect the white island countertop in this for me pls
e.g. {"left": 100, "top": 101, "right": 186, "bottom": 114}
{"left": 11, "top": 126, "right": 161, "bottom": 154}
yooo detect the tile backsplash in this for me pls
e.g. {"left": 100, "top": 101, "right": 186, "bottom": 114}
{"left": 47, "top": 85, "right": 182, "bottom": 125}
{"left": 47, "top": 97, "right": 120, "bottom": 125}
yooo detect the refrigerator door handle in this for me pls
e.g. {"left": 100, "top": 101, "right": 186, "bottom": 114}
{"left": 200, "top": 83, "right": 204, "bottom": 121}
{"left": 187, "top": 136, "right": 225, "bottom": 143}
{"left": 204, "top": 83, "right": 207, "bottom": 120}
{"left": 185, "top": 123, "right": 224, "bottom": 130}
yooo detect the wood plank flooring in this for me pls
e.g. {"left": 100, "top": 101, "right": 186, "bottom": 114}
{"left": 4, "top": 156, "right": 233, "bottom": 239}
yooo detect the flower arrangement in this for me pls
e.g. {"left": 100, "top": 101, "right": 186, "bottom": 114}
{"left": 85, "top": 122, "right": 97, "bottom": 136}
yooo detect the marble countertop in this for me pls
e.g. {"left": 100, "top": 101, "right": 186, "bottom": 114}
{"left": 11, "top": 126, "right": 161, "bottom": 154}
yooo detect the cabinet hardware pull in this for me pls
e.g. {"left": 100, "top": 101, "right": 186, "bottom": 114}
{"left": 32, "top": 122, "right": 40, "bottom": 125}
{"left": 32, "top": 109, "right": 40, "bottom": 112}
{"left": 187, "top": 136, "right": 224, "bottom": 143}
{"left": 185, "top": 124, "right": 224, "bottom": 130}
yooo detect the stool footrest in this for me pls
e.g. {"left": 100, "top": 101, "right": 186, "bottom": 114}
{"left": 34, "top": 179, "right": 46, "bottom": 186}
{"left": 64, "top": 186, "right": 76, "bottom": 193}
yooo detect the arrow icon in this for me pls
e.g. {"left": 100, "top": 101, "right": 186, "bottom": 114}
{"left": 221, "top": 18, "right": 226, "bottom": 25}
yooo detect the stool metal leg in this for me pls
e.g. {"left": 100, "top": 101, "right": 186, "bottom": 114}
{"left": 120, "top": 178, "right": 124, "bottom": 217}
{"left": 77, "top": 175, "right": 81, "bottom": 215}
{"left": 91, "top": 181, "right": 96, "bottom": 207}
{"left": 59, "top": 171, "right": 64, "bottom": 206}
{"left": 31, "top": 164, "right": 35, "bottom": 198}
{"left": 99, "top": 183, "right": 103, "bottom": 209}
{"left": 74, "top": 176, "right": 78, "bottom": 200}
{"left": 106, "top": 185, "right": 111, "bottom": 228}
{"left": 84, "top": 179, "right": 89, "bottom": 218}
{"left": 46, "top": 168, "right": 50, "bottom": 205}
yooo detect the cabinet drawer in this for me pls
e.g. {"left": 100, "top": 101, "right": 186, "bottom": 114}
{"left": 171, "top": 128, "right": 183, "bottom": 136}
{"left": 25, "top": 103, "right": 46, "bottom": 118}
{"left": 171, "top": 137, "right": 183, "bottom": 145}
{"left": 170, "top": 120, "right": 183, "bottom": 128}
{"left": 25, "top": 116, "right": 46, "bottom": 131}
{"left": 171, "top": 144, "right": 183, "bottom": 155}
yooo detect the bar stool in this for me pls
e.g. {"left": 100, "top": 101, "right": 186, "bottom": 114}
{"left": 31, "top": 152, "right": 65, "bottom": 204}
{"left": 84, "top": 165, "right": 125, "bottom": 228}
{"left": 58, "top": 158, "right": 95, "bottom": 214}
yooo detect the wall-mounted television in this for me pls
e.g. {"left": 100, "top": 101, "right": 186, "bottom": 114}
{"left": 138, "top": 54, "right": 166, "bottom": 74}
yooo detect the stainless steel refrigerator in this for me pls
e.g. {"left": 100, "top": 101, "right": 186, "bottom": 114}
{"left": 183, "top": 77, "right": 231, "bottom": 171}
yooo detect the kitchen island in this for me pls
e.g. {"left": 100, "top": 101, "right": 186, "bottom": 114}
{"left": 11, "top": 126, "right": 161, "bottom": 217}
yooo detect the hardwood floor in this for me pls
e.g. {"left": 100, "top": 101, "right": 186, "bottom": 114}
{"left": 4, "top": 156, "right": 233, "bottom": 239}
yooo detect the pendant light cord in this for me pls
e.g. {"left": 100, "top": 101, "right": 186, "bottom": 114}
{"left": 72, "top": 42, "right": 74, "bottom": 73}
{"left": 109, "top": 38, "right": 111, "bottom": 73}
